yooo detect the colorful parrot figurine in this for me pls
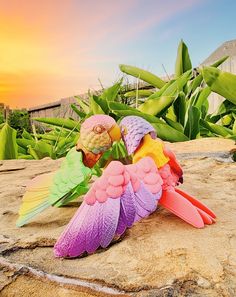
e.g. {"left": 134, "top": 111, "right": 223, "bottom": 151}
{"left": 54, "top": 115, "right": 216, "bottom": 258}
{"left": 16, "top": 115, "right": 121, "bottom": 227}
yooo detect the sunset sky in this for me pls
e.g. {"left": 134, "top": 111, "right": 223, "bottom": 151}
{"left": 1, "top": 0, "right": 236, "bottom": 108}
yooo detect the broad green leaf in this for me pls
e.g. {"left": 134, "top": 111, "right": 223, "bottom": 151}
{"left": 210, "top": 100, "right": 236, "bottom": 123}
{"left": 184, "top": 106, "right": 201, "bottom": 139}
{"left": 175, "top": 40, "right": 192, "bottom": 77}
{"left": 119, "top": 64, "right": 165, "bottom": 89}
{"left": 233, "top": 118, "right": 236, "bottom": 134}
{"left": 124, "top": 89, "right": 154, "bottom": 98}
{"left": 146, "top": 80, "right": 175, "bottom": 100}
{"left": 221, "top": 114, "right": 233, "bottom": 126}
{"left": 34, "top": 117, "right": 80, "bottom": 131}
{"left": 22, "top": 129, "right": 33, "bottom": 140}
{"left": 18, "top": 145, "right": 27, "bottom": 154}
{"left": 109, "top": 102, "right": 163, "bottom": 123}
{"left": 152, "top": 123, "right": 189, "bottom": 142}
{"left": 187, "top": 56, "right": 229, "bottom": 96}
{"left": 33, "top": 140, "right": 56, "bottom": 159}
{"left": 91, "top": 95, "right": 108, "bottom": 114}
{"left": 16, "top": 138, "right": 36, "bottom": 149}
{"left": 28, "top": 145, "right": 40, "bottom": 160}
{"left": 90, "top": 95, "right": 105, "bottom": 114}
{"left": 200, "top": 119, "right": 233, "bottom": 137}
{"left": 71, "top": 104, "right": 86, "bottom": 118}
{"left": 202, "top": 67, "right": 236, "bottom": 104}
{"left": 18, "top": 154, "right": 34, "bottom": 160}
{"left": 138, "top": 71, "right": 191, "bottom": 115}
{"left": 0, "top": 123, "right": 18, "bottom": 160}
{"left": 164, "top": 117, "right": 184, "bottom": 133}
{"left": 173, "top": 92, "right": 186, "bottom": 126}
{"left": 100, "top": 80, "right": 122, "bottom": 102}
{"left": 74, "top": 96, "right": 90, "bottom": 114}
{"left": 211, "top": 55, "right": 229, "bottom": 68}
{"left": 195, "top": 86, "right": 211, "bottom": 109}
{"left": 165, "top": 105, "right": 177, "bottom": 122}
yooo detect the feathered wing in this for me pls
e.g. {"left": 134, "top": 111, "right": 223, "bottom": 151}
{"left": 54, "top": 159, "right": 160, "bottom": 258}
{"left": 126, "top": 157, "right": 162, "bottom": 222}
{"left": 48, "top": 148, "right": 91, "bottom": 207}
{"left": 16, "top": 172, "right": 55, "bottom": 227}
{"left": 16, "top": 148, "right": 91, "bottom": 227}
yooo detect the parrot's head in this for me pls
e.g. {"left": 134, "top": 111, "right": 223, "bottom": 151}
{"left": 119, "top": 116, "right": 156, "bottom": 155}
{"left": 76, "top": 114, "right": 121, "bottom": 167}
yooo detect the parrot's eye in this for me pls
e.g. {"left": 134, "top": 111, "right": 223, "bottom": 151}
{"left": 93, "top": 124, "right": 105, "bottom": 134}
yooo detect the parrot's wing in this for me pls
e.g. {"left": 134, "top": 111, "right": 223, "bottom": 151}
{"left": 126, "top": 157, "right": 163, "bottom": 222}
{"left": 16, "top": 148, "right": 92, "bottom": 227}
{"left": 48, "top": 148, "right": 91, "bottom": 207}
{"left": 16, "top": 172, "right": 55, "bottom": 227}
{"left": 54, "top": 160, "right": 160, "bottom": 258}
{"left": 54, "top": 161, "right": 136, "bottom": 258}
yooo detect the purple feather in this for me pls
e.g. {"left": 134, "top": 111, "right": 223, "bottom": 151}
{"left": 120, "top": 116, "right": 156, "bottom": 155}
{"left": 54, "top": 202, "right": 90, "bottom": 257}
{"left": 100, "top": 198, "right": 120, "bottom": 248}
{"left": 133, "top": 182, "right": 157, "bottom": 222}
{"left": 85, "top": 202, "right": 103, "bottom": 253}
{"left": 120, "top": 182, "right": 136, "bottom": 227}
{"left": 115, "top": 182, "right": 136, "bottom": 235}
{"left": 116, "top": 204, "right": 127, "bottom": 236}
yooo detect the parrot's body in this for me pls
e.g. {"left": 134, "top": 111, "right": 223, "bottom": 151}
{"left": 16, "top": 115, "right": 121, "bottom": 227}
{"left": 54, "top": 116, "right": 216, "bottom": 258}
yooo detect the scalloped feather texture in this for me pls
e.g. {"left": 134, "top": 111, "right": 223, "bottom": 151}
{"left": 120, "top": 116, "right": 156, "bottom": 155}
{"left": 80, "top": 115, "right": 116, "bottom": 154}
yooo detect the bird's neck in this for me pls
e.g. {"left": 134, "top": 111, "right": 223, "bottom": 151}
{"left": 133, "top": 134, "right": 169, "bottom": 168}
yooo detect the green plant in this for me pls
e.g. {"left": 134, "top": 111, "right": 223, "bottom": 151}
{"left": 0, "top": 123, "right": 18, "bottom": 159}
{"left": 8, "top": 110, "right": 31, "bottom": 137}
{"left": 117, "top": 40, "right": 235, "bottom": 140}
{"left": 0, "top": 111, "right": 4, "bottom": 124}
{"left": 1, "top": 40, "right": 235, "bottom": 161}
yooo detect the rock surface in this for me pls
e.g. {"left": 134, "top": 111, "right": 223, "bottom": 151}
{"left": 0, "top": 138, "right": 235, "bottom": 297}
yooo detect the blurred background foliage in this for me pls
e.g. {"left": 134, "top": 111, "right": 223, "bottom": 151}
{"left": 0, "top": 40, "right": 235, "bottom": 161}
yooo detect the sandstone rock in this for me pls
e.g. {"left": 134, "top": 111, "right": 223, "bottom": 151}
{"left": 0, "top": 139, "right": 235, "bottom": 297}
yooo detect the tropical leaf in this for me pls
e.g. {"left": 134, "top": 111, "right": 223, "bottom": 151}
{"left": 90, "top": 95, "right": 105, "bottom": 114}
{"left": 34, "top": 117, "right": 80, "bottom": 131}
{"left": 184, "top": 106, "right": 201, "bottom": 139}
{"left": 0, "top": 123, "right": 18, "bottom": 160}
{"left": 175, "top": 40, "right": 192, "bottom": 77}
{"left": 119, "top": 64, "right": 165, "bottom": 88}
{"left": 200, "top": 119, "right": 233, "bottom": 137}
{"left": 202, "top": 67, "right": 236, "bottom": 105}
{"left": 100, "top": 80, "right": 122, "bottom": 102}
{"left": 71, "top": 104, "right": 86, "bottom": 118}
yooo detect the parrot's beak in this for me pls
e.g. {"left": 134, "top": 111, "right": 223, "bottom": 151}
{"left": 108, "top": 124, "right": 121, "bottom": 142}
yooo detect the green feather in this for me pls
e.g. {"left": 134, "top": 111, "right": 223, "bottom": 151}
{"left": 48, "top": 147, "right": 92, "bottom": 207}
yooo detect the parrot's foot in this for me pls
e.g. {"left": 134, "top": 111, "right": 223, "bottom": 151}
{"left": 159, "top": 189, "right": 216, "bottom": 228}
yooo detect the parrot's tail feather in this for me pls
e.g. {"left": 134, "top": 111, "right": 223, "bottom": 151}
{"left": 175, "top": 188, "right": 216, "bottom": 218}
{"left": 159, "top": 190, "right": 216, "bottom": 228}
{"left": 16, "top": 172, "right": 55, "bottom": 227}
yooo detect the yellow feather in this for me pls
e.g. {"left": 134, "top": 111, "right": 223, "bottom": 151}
{"left": 17, "top": 172, "right": 55, "bottom": 226}
{"left": 133, "top": 135, "right": 169, "bottom": 168}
